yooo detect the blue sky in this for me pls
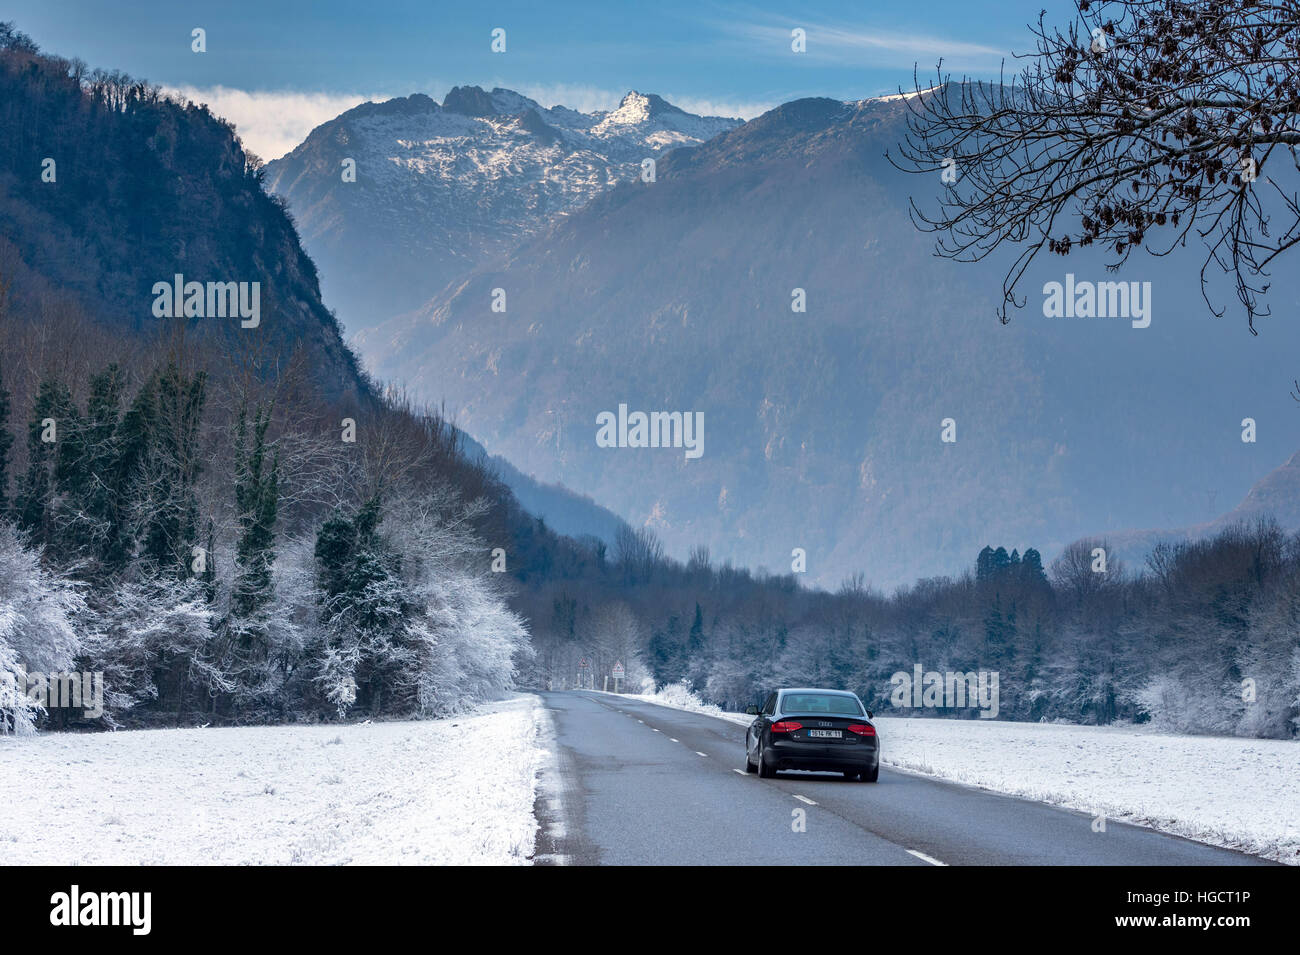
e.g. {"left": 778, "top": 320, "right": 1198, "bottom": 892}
{"left": 7, "top": 1, "right": 1076, "bottom": 157}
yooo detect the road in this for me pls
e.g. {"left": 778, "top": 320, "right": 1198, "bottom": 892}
{"left": 532, "top": 691, "right": 1274, "bottom": 866}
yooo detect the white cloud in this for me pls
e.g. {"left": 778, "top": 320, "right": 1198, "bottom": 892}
{"left": 660, "top": 95, "right": 776, "bottom": 120}
{"left": 724, "top": 19, "right": 1004, "bottom": 70}
{"left": 169, "top": 86, "right": 381, "bottom": 161}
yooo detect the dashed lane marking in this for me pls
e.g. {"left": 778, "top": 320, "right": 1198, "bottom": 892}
{"left": 907, "top": 849, "right": 948, "bottom": 866}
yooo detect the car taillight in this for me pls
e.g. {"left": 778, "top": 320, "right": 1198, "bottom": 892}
{"left": 847, "top": 723, "right": 876, "bottom": 737}
{"left": 770, "top": 721, "right": 803, "bottom": 734}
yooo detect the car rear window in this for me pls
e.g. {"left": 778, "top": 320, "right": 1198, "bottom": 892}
{"left": 780, "top": 693, "right": 864, "bottom": 716}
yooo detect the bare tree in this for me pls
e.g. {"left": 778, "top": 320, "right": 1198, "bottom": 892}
{"left": 892, "top": 0, "right": 1300, "bottom": 328}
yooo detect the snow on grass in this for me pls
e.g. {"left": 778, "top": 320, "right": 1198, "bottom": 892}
{"left": 0, "top": 693, "right": 545, "bottom": 865}
{"left": 622, "top": 682, "right": 742, "bottom": 723}
{"left": 630, "top": 684, "right": 1300, "bottom": 865}
{"left": 875, "top": 716, "right": 1300, "bottom": 865}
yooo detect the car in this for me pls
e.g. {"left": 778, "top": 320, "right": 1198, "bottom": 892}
{"left": 744, "top": 687, "right": 879, "bottom": 782}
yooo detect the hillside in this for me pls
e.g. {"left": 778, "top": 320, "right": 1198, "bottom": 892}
{"left": 0, "top": 36, "right": 364, "bottom": 404}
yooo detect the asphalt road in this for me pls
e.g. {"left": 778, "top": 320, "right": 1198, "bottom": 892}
{"left": 532, "top": 691, "right": 1274, "bottom": 866}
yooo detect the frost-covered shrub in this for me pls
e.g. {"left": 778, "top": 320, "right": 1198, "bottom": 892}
{"left": 0, "top": 526, "right": 84, "bottom": 735}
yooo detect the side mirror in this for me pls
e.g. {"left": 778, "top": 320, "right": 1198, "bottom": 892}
{"left": 866, "top": 710, "right": 873, "bottom": 719}
{"left": 745, "top": 704, "right": 759, "bottom": 716}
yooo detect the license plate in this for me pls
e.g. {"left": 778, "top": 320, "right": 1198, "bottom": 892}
{"left": 807, "top": 729, "right": 842, "bottom": 739}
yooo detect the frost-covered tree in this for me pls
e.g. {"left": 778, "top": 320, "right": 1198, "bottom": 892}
{"left": 80, "top": 575, "right": 218, "bottom": 726}
{"left": 0, "top": 525, "right": 83, "bottom": 735}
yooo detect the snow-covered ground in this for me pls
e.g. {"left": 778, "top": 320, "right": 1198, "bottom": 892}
{"left": 627, "top": 686, "right": 1300, "bottom": 865}
{"left": 0, "top": 694, "right": 546, "bottom": 865}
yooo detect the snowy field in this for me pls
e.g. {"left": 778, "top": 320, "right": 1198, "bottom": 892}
{"left": 0, "top": 694, "right": 545, "bottom": 865}
{"left": 626, "top": 686, "right": 1300, "bottom": 865}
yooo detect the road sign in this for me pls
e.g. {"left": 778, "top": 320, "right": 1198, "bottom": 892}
{"left": 578, "top": 658, "right": 589, "bottom": 669}
{"left": 612, "top": 662, "right": 625, "bottom": 679}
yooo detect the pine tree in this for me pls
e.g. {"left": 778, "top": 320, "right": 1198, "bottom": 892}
{"left": 0, "top": 363, "right": 12, "bottom": 515}
{"left": 1021, "top": 547, "right": 1048, "bottom": 586}
{"left": 15, "top": 377, "right": 75, "bottom": 548}
{"left": 139, "top": 363, "right": 207, "bottom": 578}
{"left": 311, "top": 497, "right": 408, "bottom": 716}
{"left": 232, "top": 404, "right": 278, "bottom": 618}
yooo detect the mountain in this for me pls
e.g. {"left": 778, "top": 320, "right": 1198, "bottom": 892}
{"left": 263, "top": 87, "right": 742, "bottom": 329}
{"left": 357, "top": 92, "right": 1300, "bottom": 590}
{"left": 0, "top": 42, "right": 364, "bottom": 404}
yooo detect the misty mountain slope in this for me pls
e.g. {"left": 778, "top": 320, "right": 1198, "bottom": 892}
{"left": 455, "top": 429, "right": 630, "bottom": 547}
{"left": 263, "top": 87, "right": 742, "bottom": 329}
{"left": 1091, "top": 450, "right": 1300, "bottom": 565}
{"left": 360, "top": 92, "right": 1300, "bottom": 589}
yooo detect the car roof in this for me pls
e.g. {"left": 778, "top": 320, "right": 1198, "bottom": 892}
{"left": 777, "top": 688, "right": 858, "bottom": 697}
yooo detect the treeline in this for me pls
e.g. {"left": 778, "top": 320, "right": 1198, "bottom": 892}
{"left": 517, "top": 524, "right": 1300, "bottom": 739}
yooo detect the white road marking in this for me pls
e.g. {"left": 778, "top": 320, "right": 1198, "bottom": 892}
{"left": 793, "top": 794, "right": 817, "bottom": 806}
{"left": 732, "top": 768, "right": 747, "bottom": 775}
{"left": 637, "top": 719, "right": 644, "bottom": 724}
{"left": 695, "top": 751, "right": 708, "bottom": 757}
{"left": 652, "top": 728, "right": 660, "bottom": 732}
{"left": 907, "top": 849, "right": 948, "bottom": 866}
{"left": 669, "top": 738, "right": 679, "bottom": 743}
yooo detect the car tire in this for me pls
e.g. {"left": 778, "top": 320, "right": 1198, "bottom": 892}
{"left": 757, "top": 746, "right": 775, "bottom": 778}
{"left": 860, "top": 765, "right": 879, "bottom": 783}
{"left": 745, "top": 748, "right": 757, "bottom": 773}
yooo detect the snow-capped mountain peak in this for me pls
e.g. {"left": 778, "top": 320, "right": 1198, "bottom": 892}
{"left": 603, "top": 90, "right": 671, "bottom": 125}
{"left": 263, "top": 86, "right": 744, "bottom": 328}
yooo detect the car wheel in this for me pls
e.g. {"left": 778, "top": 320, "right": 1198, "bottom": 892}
{"left": 757, "top": 746, "right": 775, "bottom": 778}
{"left": 860, "top": 764, "right": 879, "bottom": 783}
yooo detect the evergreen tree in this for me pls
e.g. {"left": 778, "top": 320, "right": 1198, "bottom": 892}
{"left": 139, "top": 363, "right": 207, "bottom": 578}
{"left": 311, "top": 497, "right": 409, "bottom": 716}
{"left": 0, "top": 363, "right": 12, "bottom": 515}
{"left": 687, "top": 603, "right": 705, "bottom": 657}
{"left": 14, "top": 377, "right": 75, "bottom": 548}
{"left": 1021, "top": 547, "right": 1048, "bottom": 586}
{"left": 232, "top": 404, "right": 278, "bottom": 618}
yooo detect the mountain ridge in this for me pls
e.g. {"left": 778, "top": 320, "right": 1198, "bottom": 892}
{"left": 263, "top": 85, "right": 744, "bottom": 328}
{"left": 357, "top": 92, "right": 1300, "bottom": 589}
